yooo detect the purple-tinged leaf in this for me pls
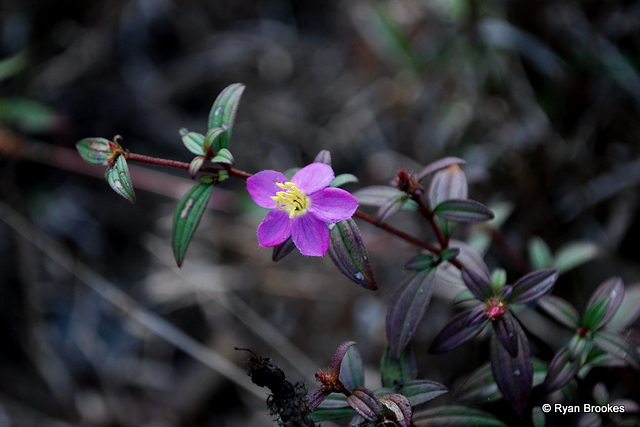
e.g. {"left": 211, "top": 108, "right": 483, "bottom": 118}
{"left": 172, "top": 181, "right": 214, "bottom": 266}
{"left": 435, "top": 240, "right": 491, "bottom": 290}
{"left": 207, "top": 83, "right": 245, "bottom": 150}
{"left": 386, "top": 269, "right": 437, "bottom": 356}
{"left": 509, "top": 269, "right": 558, "bottom": 304}
{"left": 537, "top": 295, "right": 580, "bottom": 329}
{"left": 429, "top": 310, "right": 489, "bottom": 354}
{"left": 329, "top": 341, "right": 357, "bottom": 376}
{"left": 434, "top": 199, "right": 494, "bottom": 224}
{"left": 180, "top": 129, "right": 205, "bottom": 155}
{"left": 307, "top": 388, "right": 333, "bottom": 412}
{"left": 585, "top": 277, "right": 624, "bottom": 330}
{"left": 272, "top": 236, "right": 296, "bottom": 262}
{"left": 189, "top": 155, "right": 206, "bottom": 178}
{"left": 428, "top": 164, "right": 468, "bottom": 207}
{"left": 492, "top": 311, "right": 519, "bottom": 358}
{"left": 347, "top": 387, "right": 385, "bottom": 422}
{"left": 467, "top": 305, "right": 488, "bottom": 327}
{"left": 340, "top": 345, "right": 365, "bottom": 392}
{"left": 380, "top": 346, "right": 418, "bottom": 388}
{"left": 567, "top": 334, "right": 588, "bottom": 359}
{"left": 417, "top": 157, "right": 467, "bottom": 181}
{"left": 379, "top": 393, "right": 412, "bottom": 427}
{"left": 327, "top": 218, "right": 377, "bottom": 290}
{"left": 353, "top": 186, "right": 418, "bottom": 210}
{"left": 331, "top": 173, "right": 358, "bottom": 188}
{"left": 413, "top": 405, "right": 507, "bottom": 427}
{"left": 404, "top": 254, "right": 437, "bottom": 271}
{"left": 105, "top": 155, "right": 136, "bottom": 203}
{"left": 462, "top": 267, "right": 494, "bottom": 301}
{"left": 489, "top": 321, "right": 533, "bottom": 416}
{"left": 210, "top": 147, "right": 234, "bottom": 164}
{"left": 543, "top": 347, "right": 580, "bottom": 392}
{"left": 314, "top": 149, "right": 331, "bottom": 165}
{"left": 377, "top": 193, "right": 410, "bottom": 223}
{"left": 593, "top": 330, "right": 640, "bottom": 370}
{"left": 398, "top": 380, "right": 448, "bottom": 406}
{"left": 203, "top": 127, "right": 226, "bottom": 153}
{"left": 76, "top": 137, "right": 113, "bottom": 165}
{"left": 609, "top": 284, "right": 640, "bottom": 331}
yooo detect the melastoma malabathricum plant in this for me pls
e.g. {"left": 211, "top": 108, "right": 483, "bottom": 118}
{"left": 429, "top": 266, "right": 559, "bottom": 415}
{"left": 247, "top": 162, "right": 359, "bottom": 257}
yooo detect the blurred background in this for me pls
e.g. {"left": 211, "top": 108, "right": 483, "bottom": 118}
{"left": 1, "top": 0, "right": 640, "bottom": 425}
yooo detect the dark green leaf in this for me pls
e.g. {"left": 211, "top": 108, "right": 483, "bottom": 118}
{"left": 537, "top": 295, "right": 580, "bottom": 329}
{"left": 439, "top": 248, "right": 460, "bottom": 262}
{"left": 380, "top": 346, "right": 418, "bottom": 388}
{"left": 105, "top": 155, "right": 136, "bottom": 203}
{"left": 172, "top": 181, "right": 214, "bottom": 266}
{"left": 203, "top": 127, "right": 226, "bottom": 153}
{"left": 404, "top": 254, "right": 436, "bottom": 271}
{"left": 584, "top": 277, "right": 624, "bottom": 330}
{"left": 386, "top": 268, "right": 437, "bottom": 356}
{"left": 210, "top": 147, "right": 234, "bottom": 164}
{"left": 328, "top": 218, "right": 378, "bottom": 290}
{"left": 434, "top": 199, "right": 494, "bottom": 224}
{"left": 76, "top": 137, "right": 113, "bottom": 166}
{"left": 207, "top": 83, "right": 245, "bottom": 150}
{"left": 340, "top": 345, "right": 365, "bottom": 392}
{"left": 413, "top": 405, "right": 507, "bottom": 427}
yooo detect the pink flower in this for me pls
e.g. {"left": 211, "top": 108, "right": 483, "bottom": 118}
{"left": 247, "top": 163, "right": 359, "bottom": 256}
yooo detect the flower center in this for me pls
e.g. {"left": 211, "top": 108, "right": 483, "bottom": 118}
{"left": 486, "top": 298, "right": 506, "bottom": 320}
{"left": 271, "top": 182, "right": 310, "bottom": 218}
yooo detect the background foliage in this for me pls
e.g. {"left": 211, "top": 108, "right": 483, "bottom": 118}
{"left": 1, "top": 0, "right": 640, "bottom": 425}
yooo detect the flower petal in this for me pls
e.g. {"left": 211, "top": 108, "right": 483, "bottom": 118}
{"left": 257, "top": 210, "right": 293, "bottom": 247}
{"left": 292, "top": 214, "right": 330, "bottom": 256}
{"left": 308, "top": 188, "right": 359, "bottom": 223}
{"left": 247, "top": 170, "right": 287, "bottom": 208}
{"left": 291, "top": 163, "right": 334, "bottom": 194}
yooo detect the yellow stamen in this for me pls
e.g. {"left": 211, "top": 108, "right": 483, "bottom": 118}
{"left": 271, "top": 182, "right": 310, "bottom": 218}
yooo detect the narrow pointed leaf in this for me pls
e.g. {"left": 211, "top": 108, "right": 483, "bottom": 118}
{"left": 509, "top": 269, "right": 558, "bottom": 304}
{"left": 309, "top": 393, "right": 355, "bottom": 421}
{"left": 353, "top": 186, "right": 417, "bottom": 210}
{"left": 492, "top": 311, "right": 519, "bottom": 357}
{"left": 203, "top": 127, "right": 226, "bottom": 153}
{"left": 434, "top": 199, "right": 494, "bottom": 224}
{"left": 462, "top": 267, "right": 494, "bottom": 300}
{"left": 417, "top": 157, "right": 466, "bottom": 181}
{"left": 489, "top": 321, "right": 532, "bottom": 416}
{"left": 543, "top": 347, "right": 580, "bottom": 392}
{"left": 380, "top": 346, "right": 418, "bottom": 388}
{"left": 593, "top": 330, "right": 640, "bottom": 370}
{"left": 527, "top": 236, "right": 553, "bottom": 270}
{"left": 331, "top": 173, "right": 358, "bottom": 188}
{"left": 537, "top": 295, "right": 580, "bottom": 329}
{"left": 413, "top": 405, "right": 507, "bottom": 427}
{"left": 188, "top": 156, "right": 206, "bottom": 178}
{"left": 210, "top": 147, "right": 234, "bottom": 164}
{"left": 429, "top": 310, "right": 488, "bottom": 354}
{"left": 398, "top": 380, "right": 448, "bottom": 406}
{"left": 585, "top": 277, "right": 624, "bottom": 330}
{"left": 207, "top": 82, "right": 245, "bottom": 150}
{"left": 180, "top": 130, "right": 205, "bottom": 155}
{"left": 347, "top": 388, "right": 385, "bottom": 421}
{"left": 377, "top": 193, "right": 410, "bottom": 223}
{"left": 404, "top": 254, "right": 437, "bottom": 271}
{"left": 172, "top": 181, "right": 214, "bottom": 266}
{"left": 340, "top": 345, "right": 365, "bottom": 392}
{"left": 553, "top": 241, "right": 600, "bottom": 274}
{"left": 379, "top": 393, "right": 412, "bottom": 427}
{"left": 76, "top": 137, "right": 113, "bottom": 165}
{"left": 328, "top": 218, "right": 377, "bottom": 290}
{"left": 439, "top": 247, "right": 460, "bottom": 262}
{"left": 272, "top": 236, "right": 296, "bottom": 262}
{"left": 386, "top": 268, "right": 437, "bottom": 356}
{"left": 105, "top": 155, "right": 136, "bottom": 203}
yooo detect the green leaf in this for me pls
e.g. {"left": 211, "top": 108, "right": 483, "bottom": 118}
{"left": 331, "top": 173, "right": 359, "bottom": 188}
{"left": 0, "top": 50, "right": 28, "bottom": 82}
{"left": 105, "top": 155, "right": 136, "bottom": 203}
{"left": 327, "top": 218, "right": 378, "bottom": 290}
{"left": 210, "top": 147, "right": 234, "bottom": 164}
{"left": 207, "top": 83, "right": 245, "bottom": 150}
{"left": 203, "top": 127, "right": 226, "bottom": 153}
{"left": 180, "top": 130, "right": 205, "bottom": 155}
{"left": 413, "top": 405, "right": 507, "bottom": 427}
{"left": 433, "top": 199, "right": 494, "bottom": 223}
{"left": 439, "top": 248, "right": 460, "bottom": 262}
{"left": 527, "top": 236, "right": 553, "bottom": 270}
{"left": 76, "top": 137, "right": 114, "bottom": 165}
{"left": 188, "top": 156, "right": 206, "bottom": 178}
{"left": 404, "top": 254, "right": 436, "bottom": 271}
{"left": 552, "top": 241, "right": 600, "bottom": 274}
{"left": 583, "top": 299, "right": 609, "bottom": 331}
{"left": 380, "top": 346, "right": 418, "bottom": 388}
{"left": 172, "top": 181, "right": 215, "bottom": 266}
{"left": 398, "top": 380, "right": 448, "bottom": 406}
{"left": 0, "top": 97, "right": 59, "bottom": 133}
